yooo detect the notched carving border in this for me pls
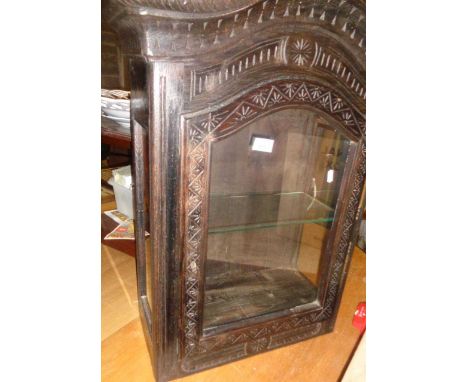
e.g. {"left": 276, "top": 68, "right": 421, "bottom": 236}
{"left": 109, "top": 0, "right": 365, "bottom": 57}
{"left": 181, "top": 79, "right": 366, "bottom": 369}
{"left": 183, "top": 321, "right": 325, "bottom": 372}
{"left": 191, "top": 38, "right": 286, "bottom": 98}
{"left": 287, "top": 35, "right": 366, "bottom": 100}
{"left": 191, "top": 34, "right": 365, "bottom": 101}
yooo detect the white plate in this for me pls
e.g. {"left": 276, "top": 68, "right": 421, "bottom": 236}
{"left": 101, "top": 97, "right": 130, "bottom": 111}
{"left": 102, "top": 108, "right": 130, "bottom": 119}
{"left": 101, "top": 103, "right": 130, "bottom": 112}
{"left": 102, "top": 114, "right": 130, "bottom": 123}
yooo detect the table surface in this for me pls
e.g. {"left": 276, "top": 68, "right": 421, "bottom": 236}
{"left": 101, "top": 242, "right": 366, "bottom": 382}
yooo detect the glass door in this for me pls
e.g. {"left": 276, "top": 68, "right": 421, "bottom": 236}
{"left": 202, "top": 108, "right": 351, "bottom": 331}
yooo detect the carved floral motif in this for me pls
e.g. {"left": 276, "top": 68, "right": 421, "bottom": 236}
{"left": 182, "top": 79, "right": 365, "bottom": 362}
{"left": 245, "top": 337, "right": 269, "bottom": 354}
{"left": 291, "top": 38, "right": 313, "bottom": 66}
{"left": 105, "top": 0, "right": 366, "bottom": 377}
{"left": 189, "top": 81, "right": 365, "bottom": 140}
{"left": 286, "top": 37, "right": 366, "bottom": 100}
{"left": 235, "top": 105, "right": 257, "bottom": 121}
{"left": 192, "top": 35, "right": 365, "bottom": 101}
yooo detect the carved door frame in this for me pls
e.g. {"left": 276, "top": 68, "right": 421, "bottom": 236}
{"left": 180, "top": 75, "right": 365, "bottom": 372}
{"left": 105, "top": 0, "right": 366, "bottom": 380}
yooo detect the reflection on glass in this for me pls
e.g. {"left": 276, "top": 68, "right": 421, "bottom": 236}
{"left": 202, "top": 109, "right": 350, "bottom": 331}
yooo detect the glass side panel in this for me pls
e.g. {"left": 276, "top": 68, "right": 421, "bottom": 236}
{"left": 202, "top": 108, "right": 350, "bottom": 331}
{"left": 145, "top": 237, "right": 152, "bottom": 312}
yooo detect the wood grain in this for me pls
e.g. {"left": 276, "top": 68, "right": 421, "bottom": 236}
{"left": 102, "top": 318, "right": 154, "bottom": 382}
{"left": 102, "top": 244, "right": 365, "bottom": 381}
{"left": 103, "top": 1, "right": 366, "bottom": 378}
{"left": 101, "top": 244, "right": 139, "bottom": 340}
{"left": 203, "top": 264, "right": 317, "bottom": 329}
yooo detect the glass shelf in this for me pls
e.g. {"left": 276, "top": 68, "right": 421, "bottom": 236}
{"left": 202, "top": 109, "right": 350, "bottom": 331}
{"left": 208, "top": 191, "right": 335, "bottom": 234}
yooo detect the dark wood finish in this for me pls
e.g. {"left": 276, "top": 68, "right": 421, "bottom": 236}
{"left": 203, "top": 261, "right": 318, "bottom": 331}
{"left": 103, "top": 1, "right": 366, "bottom": 381}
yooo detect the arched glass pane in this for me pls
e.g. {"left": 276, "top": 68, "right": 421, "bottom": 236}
{"left": 202, "top": 108, "right": 350, "bottom": 331}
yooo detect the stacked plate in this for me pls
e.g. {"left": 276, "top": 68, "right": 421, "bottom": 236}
{"left": 101, "top": 89, "right": 130, "bottom": 129}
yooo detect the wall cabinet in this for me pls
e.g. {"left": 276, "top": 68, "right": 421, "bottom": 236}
{"left": 104, "top": 1, "right": 366, "bottom": 380}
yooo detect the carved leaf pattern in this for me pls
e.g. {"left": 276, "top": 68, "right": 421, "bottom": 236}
{"left": 190, "top": 81, "right": 363, "bottom": 141}
{"left": 251, "top": 91, "right": 268, "bottom": 106}
{"left": 183, "top": 80, "right": 365, "bottom": 359}
{"left": 269, "top": 90, "right": 284, "bottom": 105}
{"left": 319, "top": 93, "right": 331, "bottom": 109}
{"left": 286, "top": 36, "right": 366, "bottom": 101}
{"left": 188, "top": 125, "right": 205, "bottom": 148}
{"left": 296, "top": 87, "right": 310, "bottom": 101}
{"left": 333, "top": 97, "right": 344, "bottom": 111}
{"left": 308, "top": 86, "right": 322, "bottom": 99}
{"left": 235, "top": 105, "right": 257, "bottom": 121}
{"left": 245, "top": 337, "right": 269, "bottom": 353}
{"left": 282, "top": 83, "right": 296, "bottom": 97}
{"left": 200, "top": 113, "right": 224, "bottom": 132}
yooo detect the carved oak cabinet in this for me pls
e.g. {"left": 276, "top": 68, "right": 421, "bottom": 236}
{"left": 104, "top": 0, "right": 366, "bottom": 380}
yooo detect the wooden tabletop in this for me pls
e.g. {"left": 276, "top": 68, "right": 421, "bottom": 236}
{"left": 101, "top": 244, "right": 366, "bottom": 382}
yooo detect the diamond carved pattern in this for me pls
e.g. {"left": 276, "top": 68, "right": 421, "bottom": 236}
{"left": 182, "top": 80, "right": 365, "bottom": 360}
{"left": 188, "top": 81, "right": 364, "bottom": 142}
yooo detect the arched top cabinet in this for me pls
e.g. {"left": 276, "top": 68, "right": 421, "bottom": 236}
{"left": 104, "top": 1, "right": 365, "bottom": 380}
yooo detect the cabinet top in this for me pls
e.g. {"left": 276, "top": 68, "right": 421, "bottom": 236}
{"left": 106, "top": 0, "right": 259, "bottom": 15}
{"left": 104, "top": 0, "right": 366, "bottom": 60}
